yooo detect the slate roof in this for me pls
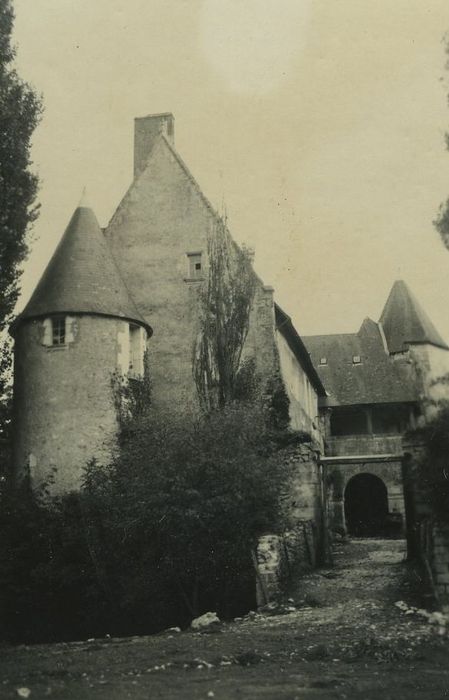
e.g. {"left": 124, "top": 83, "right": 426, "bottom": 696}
{"left": 275, "top": 304, "right": 326, "bottom": 397}
{"left": 380, "top": 280, "right": 448, "bottom": 353}
{"left": 304, "top": 318, "right": 418, "bottom": 407}
{"left": 13, "top": 198, "right": 151, "bottom": 333}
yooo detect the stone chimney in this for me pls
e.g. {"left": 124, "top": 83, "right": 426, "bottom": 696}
{"left": 134, "top": 113, "right": 175, "bottom": 178}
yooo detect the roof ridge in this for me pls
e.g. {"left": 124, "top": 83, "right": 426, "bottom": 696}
{"left": 274, "top": 304, "right": 326, "bottom": 396}
{"left": 160, "top": 133, "right": 218, "bottom": 217}
{"left": 160, "top": 134, "right": 269, "bottom": 290}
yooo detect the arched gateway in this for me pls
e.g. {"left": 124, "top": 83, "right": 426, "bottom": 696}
{"left": 344, "top": 473, "right": 389, "bottom": 536}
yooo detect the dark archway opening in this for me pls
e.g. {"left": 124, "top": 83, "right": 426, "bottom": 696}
{"left": 344, "top": 473, "right": 389, "bottom": 537}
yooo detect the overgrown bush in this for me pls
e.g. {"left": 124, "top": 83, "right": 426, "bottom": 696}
{"left": 0, "top": 483, "right": 109, "bottom": 643}
{"left": 0, "top": 208, "right": 299, "bottom": 642}
{"left": 82, "top": 402, "right": 294, "bottom": 624}
{"left": 0, "top": 400, "right": 295, "bottom": 643}
{"left": 413, "top": 400, "right": 449, "bottom": 522}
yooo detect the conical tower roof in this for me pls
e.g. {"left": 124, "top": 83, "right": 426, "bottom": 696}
{"left": 380, "top": 280, "right": 447, "bottom": 353}
{"left": 14, "top": 195, "right": 151, "bottom": 333}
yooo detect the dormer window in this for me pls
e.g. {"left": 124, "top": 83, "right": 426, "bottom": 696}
{"left": 352, "top": 355, "right": 361, "bottom": 364}
{"left": 319, "top": 357, "right": 327, "bottom": 365}
{"left": 187, "top": 252, "right": 203, "bottom": 279}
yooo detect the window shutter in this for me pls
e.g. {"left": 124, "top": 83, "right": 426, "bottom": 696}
{"left": 65, "top": 316, "right": 76, "bottom": 344}
{"left": 117, "top": 325, "right": 130, "bottom": 374}
{"left": 42, "top": 318, "right": 52, "bottom": 346}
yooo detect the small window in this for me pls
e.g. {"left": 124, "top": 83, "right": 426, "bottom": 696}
{"left": 187, "top": 252, "right": 203, "bottom": 279}
{"left": 52, "top": 317, "right": 66, "bottom": 346}
{"left": 352, "top": 355, "right": 361, "bottom": 364}
{"left": 319, "top": 357, "right": 327, "bottom": 365}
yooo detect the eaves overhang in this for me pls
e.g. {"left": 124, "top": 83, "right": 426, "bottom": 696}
{"left": 275, "top": 303, "right": 327, "bottom": 397}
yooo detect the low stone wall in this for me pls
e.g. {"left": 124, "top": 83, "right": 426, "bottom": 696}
{"left": 253, "top": 438, "right": 327, "bottom": 607}
{"left": 255, "top": 520, "right": 318, "bottom": 606}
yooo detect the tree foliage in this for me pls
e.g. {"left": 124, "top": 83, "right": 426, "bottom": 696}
{"left": 0, "top": 401, "right": 295, "bottom": 642}
{"left": 193, "top": 216, "right": 256, "bottom": 409}
{"left": 0, "top": 0, "right": 42, "bottom": 326}
{"left": 0, "top": 0, "right": 42, "bottom": 451}
{"left": 81, "top": 402, "right": 294, "bottom": 624}
{"left": 434, "top": 36, "right": 449, "bottom": 247}
{"left": 0, "top": 483, "right": 109, "bottom": 643}
{"left": 412, "top": 399, "right": 449, "bottom": 523}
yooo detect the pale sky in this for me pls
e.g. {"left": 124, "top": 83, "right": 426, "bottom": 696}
{"left": 12, "top": 0, "right": 449, "bottom": 340}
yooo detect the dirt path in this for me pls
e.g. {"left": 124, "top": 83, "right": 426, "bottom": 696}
{"left": 1, "top": 539, "right": 448, "bottom": 700}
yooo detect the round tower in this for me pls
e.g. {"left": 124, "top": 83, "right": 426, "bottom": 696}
{"left": 11, "top": 192, "right": 152, "bottom": 493}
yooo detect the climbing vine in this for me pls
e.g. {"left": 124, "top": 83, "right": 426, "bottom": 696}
{"left": 111, "top": 351, "right": 152, "bottom": 439}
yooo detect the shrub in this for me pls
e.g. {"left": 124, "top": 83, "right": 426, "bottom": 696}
{"left": 412, "top": 400, "right": 449, "bottom": 522}
{"left": 0, "top": 401, "right": 295, "bottom": 642}
{"left": 0, "top": 484, "right": 109, "bottom": 643}
{"left": 82, "top": 402, "right": 294, "bottom": 624}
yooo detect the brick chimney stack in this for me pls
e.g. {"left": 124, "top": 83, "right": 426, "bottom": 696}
{"left": 134, "top": 113, "right": 175, "bottom": 178}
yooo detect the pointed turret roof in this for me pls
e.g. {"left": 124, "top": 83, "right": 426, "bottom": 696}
{"left": 14, "top": 195, "right": 151, "bottom": 333}
{"left": 379, "top": 280, "right": 447, "bottom": 353}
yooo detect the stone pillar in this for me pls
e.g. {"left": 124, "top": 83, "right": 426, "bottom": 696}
{"left": 326, "top": 467, "right": 347, "bottom": 536}
{"left": 255, "top": 535, "right": 283, "bottom": 606}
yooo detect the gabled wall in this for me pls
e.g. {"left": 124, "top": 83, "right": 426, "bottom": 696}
{"left": 105, "top": 131, "right": 321, "bottom": 425}
{"left": 105, "top": 135, "right": 214, "bottom": 412}
{"left": 409, "top": 344, "right": 449, "bottom": 412}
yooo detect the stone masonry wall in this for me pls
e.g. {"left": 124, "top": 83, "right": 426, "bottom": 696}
{"left": 255, "top": 441, "right": 325, "bottom": 605}
{"left": 325, "top": 458, "right": 405, "bottom": 535}
{"left": 105, "top": 136, "right": 212, "bottom": 414}
{"left": 430, "top": 524, "right": 449, "bottom": 612}
{"left": 325, "top": 434, "right": 403, "bottom": 457}
{"left": 13, "top": 315, "right": 124, "bottom": 493}
{"left": 402, "top": 438, "right": 449, "bottom": 609}
{"left": 276, "top": 329, "right": 321, "bottom": 444}
{"left": 244, "top": 284, "right": 279, "bottom": 386}
{"left": 106, "top": 133, "right": 287, "bottom": 417}
{"left": 255, "top": 520, "right": 321, "bottom": 607}
{"left": 410, "top": 345, "right": 449, "bottom": 411}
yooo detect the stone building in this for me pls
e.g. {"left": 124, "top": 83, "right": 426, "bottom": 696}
{"left": 304, "top": 280, "right": 449, "bottom": 538}
{"left": 11, "top": 112, "right": 326, "bottom": 556}
{"left": 11, "top": 192, "right": 152, "bottom": 492}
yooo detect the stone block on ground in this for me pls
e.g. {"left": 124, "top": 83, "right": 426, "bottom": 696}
{"left": 191, "top": 612, "right": 220, "bottom": 630}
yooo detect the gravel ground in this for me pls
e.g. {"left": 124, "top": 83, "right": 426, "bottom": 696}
{"left": 1, "top": 538, "right": 448, "bottom": 699}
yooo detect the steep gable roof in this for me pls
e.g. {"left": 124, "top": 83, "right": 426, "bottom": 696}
{"left": 379, "top": 280, "right": 448, "bottom": 353}
{"left": 106, "top": 124, "right": 219, "bottom": 246}
{"left": 304, "top": 318, "right": 418, "bottom": 406}
{"left": 13, "top": 198, "right": 151, "bottom": 333}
